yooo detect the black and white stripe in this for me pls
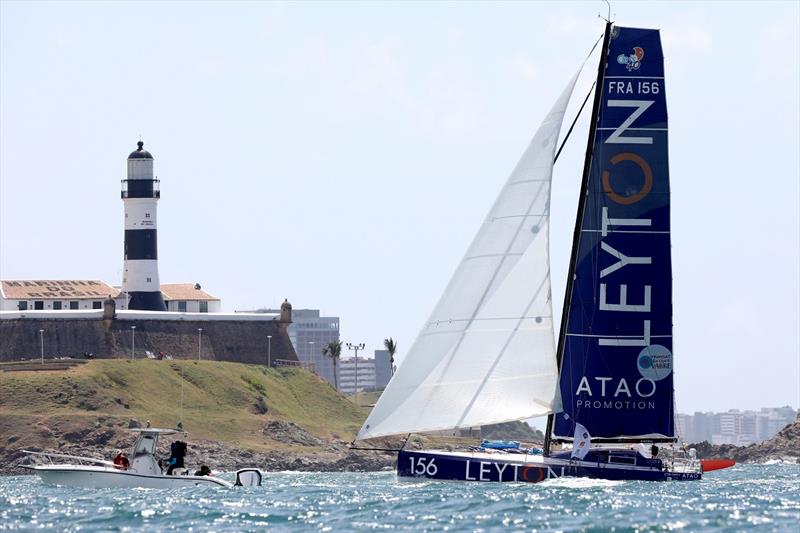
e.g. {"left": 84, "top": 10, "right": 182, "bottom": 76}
{"left": 121, "top": 141, "right": 166, "bottom": 311}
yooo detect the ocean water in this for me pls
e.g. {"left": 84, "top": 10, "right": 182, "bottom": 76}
{"left": 1, "top": 464, "right": 798, "bottom": 531}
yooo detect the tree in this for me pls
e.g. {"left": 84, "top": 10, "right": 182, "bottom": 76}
{"left": 322, "top": 341, "right": 342, "bottom": 390}
{"left": 383, "top": 337, "right": 397, "bottom": 376}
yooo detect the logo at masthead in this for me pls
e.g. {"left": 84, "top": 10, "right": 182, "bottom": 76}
{"left": 617, "top": 47, "right": 645, "bottom": 71}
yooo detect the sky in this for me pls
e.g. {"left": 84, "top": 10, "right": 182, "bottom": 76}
{"left": 1, "top": 1, "right": 798, "bottom": 416}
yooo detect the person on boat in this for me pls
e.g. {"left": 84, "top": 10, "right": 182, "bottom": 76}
{"left": 194, "top": 465, "right": 212, "bottom": 476}
{"left": 651, "top": 444, "right": 660, "bottom": 458}
{"left": 166, "top": 441, "right": 187, "bottom": 475}
{"left": 113, "top": 452, "right": 130, "bottom": 470}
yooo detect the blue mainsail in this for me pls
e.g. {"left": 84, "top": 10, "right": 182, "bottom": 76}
{"left": 553, "top": 26, "right": 674, "bottom": 441}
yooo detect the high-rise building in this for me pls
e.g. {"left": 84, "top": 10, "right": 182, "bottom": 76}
{"left": 255, "top": 308, "right": 340, "bottom": 385}
{"left": 338, "top": 356, "right": 376, "bottom": 395}
{"left": 373, "top": 349, "right": 392, "bottom": 390}
{"left": 678, "top": 407, "right": 797, "bottom": 445}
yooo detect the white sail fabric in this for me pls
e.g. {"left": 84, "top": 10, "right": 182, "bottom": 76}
{"left": 358, "top": 70, "right": 584, "bottom": 440}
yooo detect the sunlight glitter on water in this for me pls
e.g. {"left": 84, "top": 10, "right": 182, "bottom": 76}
{"left": 0, "top": 464, "right": 798, "bottom": 531}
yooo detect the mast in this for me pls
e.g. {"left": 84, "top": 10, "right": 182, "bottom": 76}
{"left": 544, "top": 21, "right": 612, "bottom": 457}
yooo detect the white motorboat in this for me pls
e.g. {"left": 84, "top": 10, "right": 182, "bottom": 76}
{"left": 23, "top": 428, "right": 262, "bottom": 489}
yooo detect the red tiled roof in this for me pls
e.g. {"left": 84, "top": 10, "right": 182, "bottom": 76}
{"left": 160, "top": 283, "right": 219, "bottom": 301}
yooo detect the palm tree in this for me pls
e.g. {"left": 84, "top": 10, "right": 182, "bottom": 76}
{"left": 384, "top": 337, "right": 397, "bottom": 376}
{"left": 322, "top": 341, "right": 342, "bottom": 390}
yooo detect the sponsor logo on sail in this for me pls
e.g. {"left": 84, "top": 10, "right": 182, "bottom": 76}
{"left": 617, "top": 47, "right": 644, "bottom": 71}
{"left": 637, "top": 345, "right": 672, "bottom": 381}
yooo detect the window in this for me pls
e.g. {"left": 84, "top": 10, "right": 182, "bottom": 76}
{"left": 93, "top": 301, "right": 102, "bottom": 309}
{"left": 34, "top": 301, "right": 44, "bottom": 310}
{"left": 199, "top": 301, "right": 208, "bottom": 313}
{"left": 178, "top": 301, "right": 187, "bottom": 312}
{"left": 608, "top": 454, "right": 636, "bottom": 465}
{"left": 18, "top": 301, "right": 27, "bottom": 311}
{"left": 70, "top": 301, "right": 79, "bottom": 310}
{"left": 53, "top": 302, "right": 62, "bottom": 310}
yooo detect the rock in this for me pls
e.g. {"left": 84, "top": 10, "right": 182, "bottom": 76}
{"left": 62, "top": 429, "right": 91, "bottom": 443}
{"left": 128, "top": 418, "right": 142, "bottom": 429}
{"left": 692, "top": 417, "right": 800, "bottom": 464}
{"left": 252, "top": 396, "right": 268, "bottom": 415}
{"left": 89, "top": 430, "right": 115, "bottom": 446}
{"left": 75, "top": 399, "right": 98, "bottom": 411}
{"left": 481, "top": 421, "right": 544, "bottom": 442}
{"left": 263, "top": 420, "right": 323, "bottom": 447}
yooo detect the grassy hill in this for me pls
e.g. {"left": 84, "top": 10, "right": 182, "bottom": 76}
{"left": 0, "top": 359, "right": 368, "bottom": 453}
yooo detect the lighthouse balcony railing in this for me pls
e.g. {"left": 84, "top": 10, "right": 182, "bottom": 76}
{"left": 121, "top": 179, "right": 161, "bottom": 199}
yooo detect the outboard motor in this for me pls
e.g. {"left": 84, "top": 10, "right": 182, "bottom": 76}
{"left": 234, "top": 468, "right": 263, "bottom": 487}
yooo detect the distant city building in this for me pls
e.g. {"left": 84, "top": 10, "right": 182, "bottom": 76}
{"left": 339, "top": 356, "right": 376, "bottom": 395}
{"left": 677, "top": 407, "right": 797, "bottom": 446}
{"left": 1, "top": 280, "right": 220, "bottom": 313}
{"left": 373, "top": 349, "right": 392, "bottom": 390}
{"left": 254, "top": 308, "right": 340, "bottom": 386}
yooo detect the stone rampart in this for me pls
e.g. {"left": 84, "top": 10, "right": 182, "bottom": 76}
{"left": 0, "top": 316, "right": 297, "bottom": 365}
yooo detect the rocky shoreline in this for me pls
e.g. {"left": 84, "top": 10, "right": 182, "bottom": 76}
{"left": 3, "top": 439, "right": 397, "bottom": 477}
{"left": 691, "top": 419, "right": 800, "bottom": 464}
{"left": 2, "top": 441, "right": 397, "bottom": 477}
{"left": 1, "top": 417, "right": 397, "bottom": 476}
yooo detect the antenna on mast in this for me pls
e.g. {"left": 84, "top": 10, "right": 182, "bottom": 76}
{"left": 599, "top": 0, "right": 613, "bottom": 24}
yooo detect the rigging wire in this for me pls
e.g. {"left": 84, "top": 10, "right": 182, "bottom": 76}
{"left": 552, "top": 30, "right": 604, "bottom": 165}
{"left": 553, "top": 81, "right": 596, "bottom": 164}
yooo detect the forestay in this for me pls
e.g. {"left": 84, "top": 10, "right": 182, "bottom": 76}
{"left": 357, "top": 69, "right": 584, "bottom": 440}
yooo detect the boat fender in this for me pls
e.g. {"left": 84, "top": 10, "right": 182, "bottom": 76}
{"left": 235, "top": 468, "right": 263, "bottom": 487}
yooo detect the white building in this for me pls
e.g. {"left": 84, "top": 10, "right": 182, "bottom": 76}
{"left": 161, "top": 284, "right": 221, "bottom": 313}
{"left": 0, "top": 280, "right": 121, "bottom": 311}
{"left": 338, "top": 356, "right": 376, "bottom": 395}
{"left": 678, "top": 407, "right": 797, "bottom": 445}
{"left": 1, "top": 280, "right": 221, "bottom": 313}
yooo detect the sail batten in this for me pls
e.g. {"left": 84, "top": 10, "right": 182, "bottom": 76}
{"left": 357, "top": 68, "right": 586, "bottom": 440}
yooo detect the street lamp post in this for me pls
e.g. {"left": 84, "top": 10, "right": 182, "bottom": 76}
{"left": 267, "top": 335, "right": 272, "bottom": 368}
{"left": 346, "top": 342, "right": 365, "bottom": 402}
{"left": 130, "top": 325, "right": 136, "bottom": 360}
{"left": 197, "top": 328, "right": 203, "bottom": 361}
{"left": 39, "top": 329, "right": 44, "bottom": 364}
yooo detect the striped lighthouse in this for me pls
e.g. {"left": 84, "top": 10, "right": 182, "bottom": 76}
{"left": 121, "top": 141, "right": 167, "bottom": 311}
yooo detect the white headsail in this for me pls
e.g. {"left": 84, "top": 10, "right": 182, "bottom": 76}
{"left": 357, "top": 69, "right": 584, "bottom": 440}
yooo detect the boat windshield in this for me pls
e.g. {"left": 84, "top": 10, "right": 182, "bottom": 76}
{"left": 132, "top": 434, "right": 158, "bottom": 456}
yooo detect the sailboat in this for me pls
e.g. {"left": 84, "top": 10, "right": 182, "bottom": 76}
{"left": 356, "top": 20, "right": 734, "bottom": 483}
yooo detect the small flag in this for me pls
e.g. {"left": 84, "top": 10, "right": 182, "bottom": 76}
{"left": 571, "top": 423, "right": 591, "bottom": 460}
